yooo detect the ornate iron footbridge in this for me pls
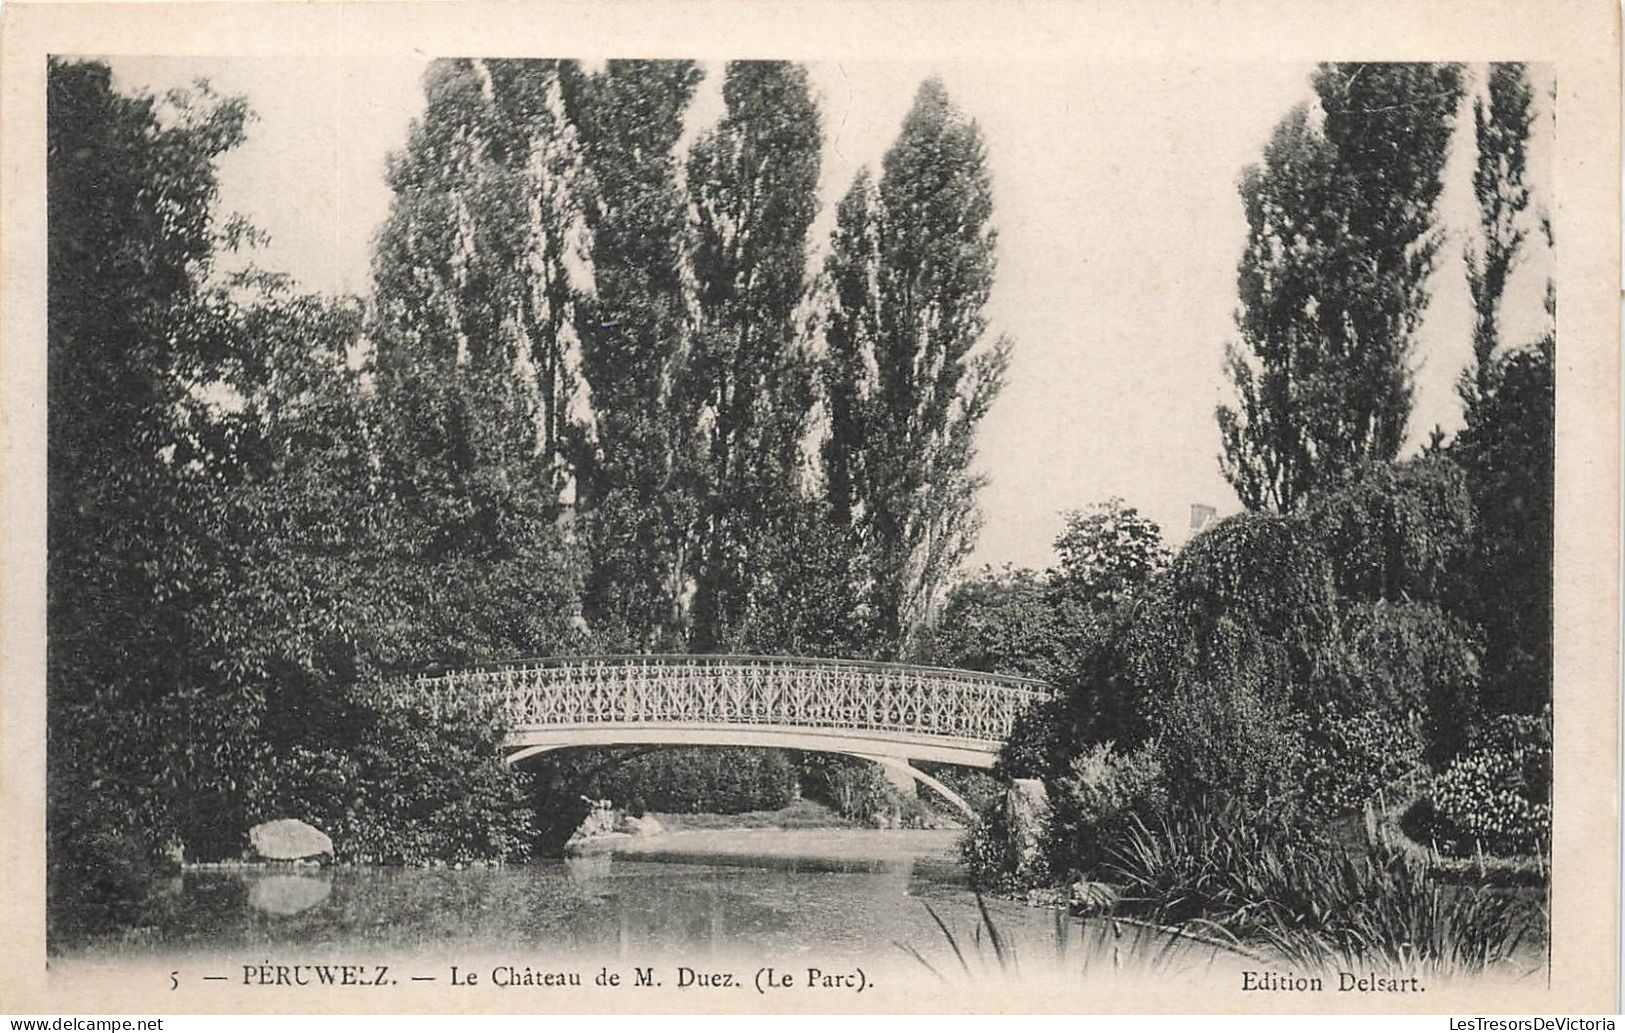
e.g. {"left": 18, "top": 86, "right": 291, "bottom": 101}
{"left": 399, "top": 654, "right": 1052, "bottom": 815}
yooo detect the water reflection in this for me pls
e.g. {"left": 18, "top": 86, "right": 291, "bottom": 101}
{"left": 248, "top": 874, "right": 333, "bottom": 916}
{"left": 53, "top": 829, "right": 1241, "bottom": 980}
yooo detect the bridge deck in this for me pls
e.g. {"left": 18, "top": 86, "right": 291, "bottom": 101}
{"left": 401, "top": 654, "right": 1051, "bottom": 765}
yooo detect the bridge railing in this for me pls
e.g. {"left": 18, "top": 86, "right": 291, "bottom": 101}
{"left": 401, "top": 654, "right": 1052, "bottom": 749}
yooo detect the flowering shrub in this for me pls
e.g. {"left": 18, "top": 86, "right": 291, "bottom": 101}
{"left": 1426, "top": 712, "right": 1551, "bottom": 858}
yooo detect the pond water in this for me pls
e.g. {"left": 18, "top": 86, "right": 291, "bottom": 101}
{"left": 51, "top": 828, "right": 1252, "bottom": 992}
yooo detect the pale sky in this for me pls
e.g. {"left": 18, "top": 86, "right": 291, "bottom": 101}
{"left": 106, "top": 57, "right": 1555, "bottom": 573}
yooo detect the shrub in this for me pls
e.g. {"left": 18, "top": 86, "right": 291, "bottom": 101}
{"left": 958, "top": 779, "right": 1051, "bottom": 889}
{"left": 1304, "top": 456, "right": 1475, "bottom": 606}
{"left": 1127, "top": 514, "right": 1336, "bottom": 817}
{"left": 47, "top": 785, "right": 174, "bottom": 945}
{"left": 1042, "top": 742, "right": 1166, "bottom": 877}
{"left": 582, "top": 747, "right": 800, "bottom": 815}
{"left": 1425, "top": 715, "right": 1551, "bottom": 858}
{"left": 959, "top": 803, "right": 1018, "bottom": 889}
{"left": 1143, "top": 513, "right": 1339, "bottom": 684}
{"left": 1334, "top": 599, "right": 1480, "bottom": 763}
{"left": 801, "top": 755, "right": 926, "bottom": 827}
{"left": 994, "top": 695, "right": 1071, "bottom": 782}
{"left": 1101, "top": 801, "right": 1311, "bottom": 929}
{"left": 1134, "top": 610, "right": 1312, "bottom": 818}
{"left": 928, "top": 565, "right": 1068, "bottom": 682}
{"left": 288, "top": 695, "right": 538, "bottom": 866}
{"left": 1301, "top": 707, "right": 1423, "bottom": 816}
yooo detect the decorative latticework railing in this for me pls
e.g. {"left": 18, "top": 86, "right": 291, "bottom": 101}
{"left": 400, "top": 654, "right": 1052, "bottom": 751}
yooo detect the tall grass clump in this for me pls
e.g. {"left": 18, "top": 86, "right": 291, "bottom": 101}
{"left": 897, "top": 893, "right": 1252, "bottom": 983}
{"left": 1101, "top": 804, "right": 1543, "bottom": 977}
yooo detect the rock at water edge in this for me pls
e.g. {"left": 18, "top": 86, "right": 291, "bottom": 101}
{"left": 1005, "top": 778, "right": 1050, "bottom": 875}
{"left": 622, "top": 813, "right": 665, "bottom": 837}
{"left": 248, "top": 818, "right": 334, "bottom": 861}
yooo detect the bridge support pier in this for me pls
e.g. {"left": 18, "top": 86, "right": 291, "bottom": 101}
{"left": 857, "top": 755, "right": 975, "bottom": 819}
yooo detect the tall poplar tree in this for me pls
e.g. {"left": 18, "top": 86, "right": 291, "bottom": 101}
{"left": 371, "top": 58, "right": 592, "bottom": 482}
{"left": 1451, "top": 63, "right": 1552, "bottom": 716}
{"left": 1460, "top": 62, "right": 1535, "bottom": 416}
{"left": 684, "top": 61, "right": 822, "bottom": 650}
{"left": 823, "top": 79, "right": 1010, "bottom": 657}
{"left": 1219, "top": 63, "right": 1465, "bottom": 512}
{"left": 573, "top": 60, "right": 704, "bottom": 649}
{"left": 369, "top": 58, "right": 586, "bottom": 660}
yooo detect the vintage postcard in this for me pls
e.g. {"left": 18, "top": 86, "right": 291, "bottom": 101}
{"left": 1, "top": 0, "right": 1618, "bottom": 1016}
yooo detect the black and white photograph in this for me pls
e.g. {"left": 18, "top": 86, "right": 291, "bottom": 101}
{"left": 3, "top": 0, "right": 1619, "bottom": 1017}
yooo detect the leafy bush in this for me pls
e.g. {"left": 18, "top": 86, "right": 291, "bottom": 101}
{"left": 1042, "top": 742, "right": 1165, "bottom": 877}
{"left": 994, "top": 695, "right": 1071, "bottom": 781}
{"left": 1334, "top": 599, "right": 1480, "bottom": 763}
{"left": 1301, "top": 707, "right": 1422, "bottom": 816}
{"left": 47, "top": 777, "right": 175, "bottom": 944}
{"left": 1425, "top": 713, "right": 1551, "bottom": 857}
{"left": 928, "top": 565, "right": 1068, "bottom": 681}
{"left": 1134, "top": 609, "right": 1312, "bottom": 818}
{"left": 959, "top": 803, "right": 1018, "bottom": 889}
{"left": 1304, "top": 456, "right": 1475, "bottom": 606}
{"left": 305, "top": 696, "right": 538, "bottom": 866}
{"left": 1127, "top": 514, "right": 1336, "bottom": 817}
{"left": 1140, "top": 512, "right": 1339, "bottom": 684}
{"left": 800, "top": 755, "right": 927, "bottom": 827}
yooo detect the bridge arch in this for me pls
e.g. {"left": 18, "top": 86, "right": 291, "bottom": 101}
{"left": 398, "top": 654, "right": 1052, "bottom": 818}
{"left": 502, "top": 738, "right": 978, "bottom": 816}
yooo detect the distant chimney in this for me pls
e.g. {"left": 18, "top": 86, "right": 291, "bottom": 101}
{"left": 1190, "top": 503, "right": 1216, "bottom": 531}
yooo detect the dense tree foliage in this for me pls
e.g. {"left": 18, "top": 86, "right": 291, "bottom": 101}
{"left": 578, "top": 747, "right": 800, "bottom": 815}
{"left": 49, "top": 58, "right": 1028, "bottom": 932}
{"left": 823, "top": 80, "right": 1010, "bottom": 657}
{"left": 1219, "top": 64, "right": 1466, "bottom": 512}
{"left": 931, "top": 501, "right": 1169, "bottom": 780}
{"left": 685, "top": 62, "right": 823, "bottom": 651}
{"left": 369, "top": 57, "right": 588, "bottom": 669}
{"left": 1003, "top": 63, "right": 1550, "bottom": 905}
{"left": 1450, "top": 345, "right": 1552, "bottom": 715}
{"left": 1462, "top": 63, "right": 1535, "bottom": 406}
{"left": 1449, "top": 63, "right": 1553, "bottom": 717}
{"left": 47, "top": 59, "right": 543, "bottom": 939}
{"left": 572, "top": 60, "right": 705, "bottom": 649}
{"left": 371, "top": 58, "right": 591, "bottom": 475}
{"left": 53, "top": 51, "right": 1556, "bottom": 968}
